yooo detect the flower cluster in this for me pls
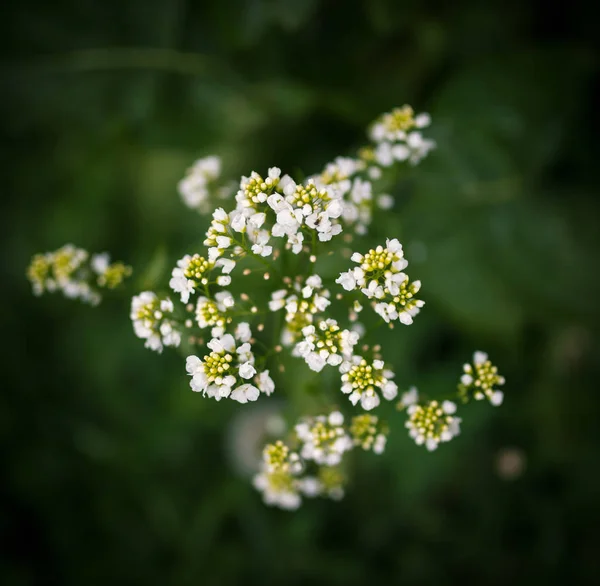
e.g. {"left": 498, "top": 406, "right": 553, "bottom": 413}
{"left": 195, "top": 292, "right": 234, "bottom": 333}
{"left": 311, "top": 158, "right": 392, "bottom": 235}
{"left": 27, "top": 244, "right": 131, "bottom": 305}
{"left": 254, "top": 410, "right": 390, "bottom": 510}
{"left": 295, "top": 411, "right": 352, "bottom": 466}
{"left": 294, "top": 319, "right": 359, "bottom": 372}
{"left": 30, "top": 106, "right": 507, "bottom": 512}
{"left": 130, "top": 292, "right": 181, "bottom": 353}
{"left": 269, "top": 275, "right": 331, "bottom": 345}
{"left": 336, "top": 238, "right": 424, "bottom": 325}
{"left": 458, "top": 351, "right": 505, "bottom": 406}
{"left": 178, "top": 155, "right": 233, "bottom": 213}
{"left": 340, "top": 355, "right": 397, "bottom": 410}
{"left": 368, "top": 105, "right": 436, "bottom": 168}
{"left": 253, "top": 440, "right": 304, "bottom": 510}
{"left": 404, "top": 391, "right": 462, "bottom": 451}
{"left": 349, "top": 414, "right": 388, "bottom": 453}
{"left": 185, "top": 328, "right": 274, "bottom": 403}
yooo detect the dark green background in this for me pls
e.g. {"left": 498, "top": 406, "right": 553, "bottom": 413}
{"left": 2, "top": 1, "right": 599, "bottom": 584}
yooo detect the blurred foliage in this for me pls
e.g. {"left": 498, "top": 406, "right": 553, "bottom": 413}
{"left": 1, "top": 0, "right": 599, "bottom": 584}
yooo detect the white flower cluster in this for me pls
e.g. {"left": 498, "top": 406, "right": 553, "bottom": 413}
{"left": 200, "top": 167, "right": 347, "bottom": 272}
{"left": 400, "top": 388, "right": 462, "bottom": 451}
{"left": 295, "top": 411, "right": 352, "bottom": 466}
{"left": 130, "top": 292, "right": 181, "bottom": 353}
{"left": 255, "top": 410, "right": 390, "bottom": 510}
{"left": 369, "top": 105, "right": 435, "bottom": 168}
{"left": 294, "top": 318, "right": 359, "bottom": 372}
{"left": 27, "top": 106, "right": 509, "bottom": 511}
{"left": 336, "top": 238, "right": 424, "bottom": 325}
{"left": 458, "top": 351, "right": 505, "bottom": 406}
{"left": 340, "top": 355, "right": 398, "bottom": 410}
{"left": 185, "top": 327, "right": 274, "bottom": 403}
{"left": 195, "top": 291, "right": 234, "bottom": 332}
{"left": 253, "top": 440, "right": 304, "bottom": 510}
{"left": 169, "top": 253, "right": 235, "bottom": 304}
{"left": 27, "top": 244, "right": 131, "bottom": 305}
{"left": 178, "top": 155, "right": 230, "bottom": 213}
{"left": 269, "top": 275, "right": 331, "bottom": 345}
{"left": 310, "top": 158, "right": 396, "bottom": 235}
{"left": 349, "top": 414, "right": 388, "bottom": 454}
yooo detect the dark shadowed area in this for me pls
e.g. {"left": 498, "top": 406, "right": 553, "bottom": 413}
{"left": 1, "top": 1, "right": 599, "bottom": 585}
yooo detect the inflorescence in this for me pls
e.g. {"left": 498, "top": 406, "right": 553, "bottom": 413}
{"left": 28, "top": 105, "right": 505, "bottom": 510}
{"left": 27, "top": 244, "right": 131, "bottom": 305}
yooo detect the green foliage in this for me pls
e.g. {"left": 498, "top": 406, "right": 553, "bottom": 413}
{"left": 2, "top": 0, "right": 599, "bottom": 584}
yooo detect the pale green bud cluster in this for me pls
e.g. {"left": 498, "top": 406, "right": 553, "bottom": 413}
{"left": 349, "top": 414, "right": 388, "bottom": 453}
{"left": 458, "top": 351, "right": 505, "bottom": 406}
{"left": 406, "top": 399, "right": 461, "bottom": 451}
{"left": 26, "top": 244, "right": 131, "bottom": 305}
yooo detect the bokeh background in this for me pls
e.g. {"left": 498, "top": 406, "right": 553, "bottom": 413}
{"left": 2, "top": 0, "right": 599, "bottom": 584}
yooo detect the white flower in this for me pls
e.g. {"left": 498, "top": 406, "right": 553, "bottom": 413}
{"left": 215, "top": 291, "right": 235, "bottom": 308}
{"left": 230, "top": 213, "right": 246, "bottom": 233}
{"left": 361, "top": 391, "right": 380, "bottom": 410}
{"left": 216, "top": 258, "right": 236, "bottom": 274}
{"left": 491, "top": 391, "right": 504, "bottom": 406}
{"left": 231, "top": 384, "right": 260, "bottom": 403}
{"left": 169, "top": 272, "right": 195, "bottom": 304}
{"left": 335, "top": 270, "right": 356, "bottom": 291}
{"left": 178, "top": 156, "right": 222, "bottom": 212}
{"left": 160, "top": 298, "right": 174, "bottom": 312}
{"left": 235, "top": 322, "right": 252, "bottom": 343}
{"left": 251, "top": 230, "right": 273, "bottom": 257}
{"left": 249, "top": 212, "right": 266, "bottom": 228}
{"left": 374, "top": 142, "right": 394, "bottom": 166}
{"left": 91, "top": 252, "right": 110, "bottom": 274}
{"left": 269, "top": 289, "right": 287, "bottom": 311}
{"left": 400, "top": 386, "right": 419, "bottom": 406}
{"left": 373, "top": 434, "right": 387, "bottom": 454}
{"left": 239, "top": 362, "right": 257, "bottom": 379}
{"left": 377, "top": 194, "right": 394, "bottom": 210}
{"left": 306, "top": 353, "right": 327, "bottom": 372}
{"left": 415, "top": 112, "right": 431, "bottom": 128}
{"left": 257, "top": 370, "right": 275, "bottom": 396}
{"left": 328, "top": 411, "right": 344, "bottom": 426}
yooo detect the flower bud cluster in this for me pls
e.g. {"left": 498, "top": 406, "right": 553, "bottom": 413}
{"left": 253, "top": 440, "right": 304, "bottom": 510}
{"left": 403, "top": 386, "right": 462, "bottom": 451}
{"left": 185, "top": 328, "right": 274, "bottom": 404}
{"left": 27, "top": 244, "right": 131, "bottom": 305}
{"left": 269, "top": 275, "right": 331, "bottom": 345}
{"left": 195, "top": 292, "right": 234, "bottom": 331}
{"left": 458, "top": 351, "right": 505, "bottom": 406}
{"left": 336, "top": 238, "right": 424, "bottom": 324}
{"left": 294, "top": 319, "right": 359, "bottom": 372}
{"left": 130, "top": 292, "right": 181, "bottom": 353}
{"left": 255, "top": 409, "right": 390, "bottom": 510}
{"left": 340, "top": 354, "right": 398, "bottom": 410}
{"left": 349, "top": 414, "right": 388, "bottom": 453}
{"left": 368, "top": 105, "right": 436, "bottom": 168}
{"left": 295, "top": 411, "right": 352, "bottom": 466}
